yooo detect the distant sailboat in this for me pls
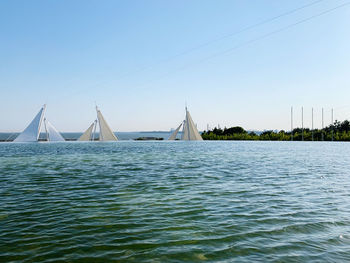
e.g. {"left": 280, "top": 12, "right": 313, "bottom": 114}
{"left": 168, "top": 122, "right": 183, "bottom": 140}
{"left": 44, "top": 119, "right": 65, "bottom": 142}
{"left": 14, "top": 105, "right": 65, "bottom": 142}
{"left": 169, "top": 107, "right": 203, "bottom": 141}
{"left": 78, "top": 120, "right": 97, "bottom": 141}
{"left": 14, "top": 105, "right": 46, "bottom": 142}
{"left": 97, "top": 107, "right": 118, "bottom": 141}
{"left": 78, "top": 106, "right": 118, "bottom": 141}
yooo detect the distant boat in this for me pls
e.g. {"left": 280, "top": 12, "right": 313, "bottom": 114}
{"left": 14, "top": 105, "right": 65, "bottom": 142}
{"left": 78, "top": 120, "right": 97, "bottom": 141}
{"left": 78, "top": 106, "right": 118, "bottom": 141}
{"left": 168, "top": 107, "right": 203, "bottom": 141}
{"left": 168, "top": 122, "right": 183, "bottom": 140}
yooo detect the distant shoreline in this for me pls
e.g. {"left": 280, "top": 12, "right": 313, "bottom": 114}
{"left": 2, "top": 119, "right": 350, "bottom": 142}
{"left": 0, "top": 131, "right": 172, "bottom": 142}
{"left": 201, "top": 121, "right": 350, "bottom": 142}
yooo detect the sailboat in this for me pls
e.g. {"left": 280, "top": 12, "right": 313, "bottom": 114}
{"left": 78, "top": 106, "right": 118, "bottom": 141}
{"left": 78, "top": 120, "right": 97, "bottom": 141}
{"left": 168, "top": 122, "right": 183, "bottom": 140}
{"left": 44, "top": 118, "right": 65, "bottom": 142}
{"left": 14, "top": 105, "right": 65, "bottom": 142}
{"left": 168, "top": 107, "right": 203, "bottom": 141}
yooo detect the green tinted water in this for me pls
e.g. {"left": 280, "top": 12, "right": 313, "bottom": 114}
{"left": 1, "top": 141, "right": 350, "bottom": 262}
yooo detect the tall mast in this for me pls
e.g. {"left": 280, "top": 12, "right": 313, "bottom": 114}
{"left": 186, "top": 107, "right": 191, "bottom": 140}
{"left": 41, "top": 105, "right": 47, "bottom": 141}
{"left": 96, "top": 105, "right": 101, "bottom": 140}
{"left": 44, "top": 118, "right": 49, "bottom": 141}
{"left": 92, "top": 119, "right": 97, "bottom": 141}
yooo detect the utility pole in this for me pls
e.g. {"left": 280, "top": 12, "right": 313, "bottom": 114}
{"left": 331, "top": 108, "right": 334, "bottom": 141}
{"left": 311, "top": 107, "right": 314, "bottom": 141}
{"left": 301, "top": 107, "right": 304, "bottom": 141}
{"left": 322, "top": 108, "right": 324, "bottom": 141}
{"left": 291, "top": 106, "right": 293, "bottom": 141}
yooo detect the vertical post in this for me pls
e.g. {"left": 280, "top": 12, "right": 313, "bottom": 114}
{"left": 44, "top": 118, "right": 49, "bottom": 142}
{"left": 311, "top": 107, "right": 314, "bottom": 141}
{"left": 301, "top": 106, "right": 304, "bottom": 141}
{"left": 322, "top": 108, "right": 324, "bottom": 141}
{"left": 291, "top": 106, "right": 293, "bottom": 141}
{"left": 331, "top": 108, "right": 334, "bottom": 141}
{"left": 92, "top": 119, "right": 97, "bottom": 141}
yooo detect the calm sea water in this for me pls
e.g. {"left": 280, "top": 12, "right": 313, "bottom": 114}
{"left": 1, "top": 141, "right": 350, "bottom": 262}
{"left": 0, "top": 132, "right": 174, "bottom": 141}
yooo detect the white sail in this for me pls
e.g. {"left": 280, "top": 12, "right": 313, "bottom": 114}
{"left": 168, "top": 122, "right": 183, "bottom": 140}
{"left": 181, "top": 119, "right": 188, "bottom": 140}
{"left": 45, "top": 119, "right": 65, "bottom": 141}
{"left": 181, "top": 108, "right": 203, "bottom": 141}
{"left": 78, "top": 121, "right": 96, "bottom": 141}
{"left": 96, "top": 107, "right": 118, "bottom": 141}
{"left": 14, "top": 105, "right": 46, "bottom": 142}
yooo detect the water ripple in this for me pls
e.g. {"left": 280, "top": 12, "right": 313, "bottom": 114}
{"left": 1, "top": 141, "right": 350, "bottom": 262}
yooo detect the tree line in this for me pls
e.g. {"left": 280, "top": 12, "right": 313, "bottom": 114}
{"left": 201, "top": 120, "right": 350, "bottom": 141}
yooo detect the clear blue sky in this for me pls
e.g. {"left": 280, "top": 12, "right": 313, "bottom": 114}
{"left": 1, "top": 0, "right": 350, "bottom": 132}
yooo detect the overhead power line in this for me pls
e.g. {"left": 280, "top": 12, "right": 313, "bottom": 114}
{"left": 54, "top": 0, "right": 328, "bottom": 102}
{"left": 138, "top": 1, "right": 350, "bottom": 88}
{"left": 155, "top": 0, "right": 326, "bottom": 64}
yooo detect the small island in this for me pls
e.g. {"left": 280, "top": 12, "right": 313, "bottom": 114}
{"left": 134, "top": 137, "right": 164, "bottom": 141}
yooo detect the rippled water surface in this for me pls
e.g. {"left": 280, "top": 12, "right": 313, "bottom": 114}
{"left": 1, "top": 141, "right": 350, "bottom": 262}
